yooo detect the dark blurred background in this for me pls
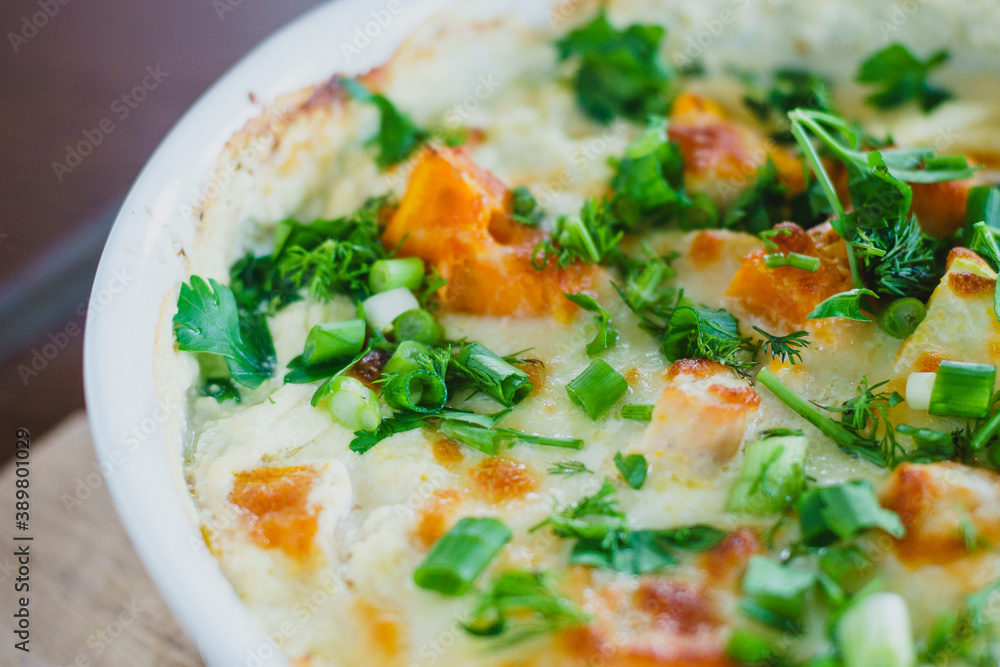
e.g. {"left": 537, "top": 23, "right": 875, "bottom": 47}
{"left": 0, "top": 0, "right": 325, "bottom": 462}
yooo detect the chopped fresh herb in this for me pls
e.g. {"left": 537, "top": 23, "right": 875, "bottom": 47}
{"left": 741, "top": 555, "right": 816, "bottom": 627}
{"left": 547, "top": 460, "right": 593, "bottom": 477}
{"left": 920, "top": 579, "right": 1000, "bottom": 664}
{"left": 856, "top": 44, "right": 951, "bottom": 111}
{"left": 413, "top": 517, "right": 512, "bottom": 596}
{"left": 510, "top": 186, "right": 544, "bottom": 226}
{"left": 452, "top": 342, "right": 534, "bottom": 407}
{"left": 728, "top": 435, "right": 807, "bottom": 515}
{"left": 348, "top": 412, "right": 426, "bottom": 454}
{"left": 621, "top": 404, "right": 654, "bottom": 421}
{"left": 613, "top": 452, "right": 648, "bottom": 489}
{"left": 463, "top": 570, "right": 591, "bottom": 647}
{"left": 607, "top": 117, "right": 709, "bottom": 230}
{"left": 797, "top": 480, "right": 905, "bottom": 547}
{"left": 229, "top": 252, "right": 300, "bottom": 316}
{"left": 341, "top": 78, "right": 429, "bottom": 168}
{"left": 808, "top": 288, "right": 878, "bottom": 322}
{"left": 723, "top": 161, "right": 793, "bottom": 234}
{"left": 202, "top": 376, "right": 241, "bottom": 403}
{"left": 663, "top": 306, "right": 754, "bottom": 375}
{"left": 740, "top": 68, "right": 835, "bottom": 141}
{"left": 753, "top": 327, "right": 810, "bottom": 365}
{"left": 566, "top": 359, "right": 628, "bottom": 419}
{"left": 612, "top": 248, "right": 682, "bottom": 336}
{"left": 309, "top": 340, "right": 378, "bottom": 406}
{"left": 564, "top": 293, "right": 618, "bottom": 357}
{"left": 757, "top": 368, "right": 902, "bottom": 467}
{"left": 855, "top": 216, "right": 949, "bottom": 302}
{"left": 877, "top": 298, "right": 927, "bottom": 340}
{"left": 533, "top": 480, "right": 725, "bottom": 575}
{"left": 968, "top": 221, "right": 1000, "bottom": 323}
{"left": 532, "top": 200, "right": 622, "bottom": 269}
{"left": 555, "top": 11, "right": 674, "bottom": 123}
{"left": 173, "top": 276, "right": 277, "bottom": 389}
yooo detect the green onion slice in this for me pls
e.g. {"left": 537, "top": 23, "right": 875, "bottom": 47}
{"left": 381, "top": 369, "right": 447, "bottom": 414}
{"left": 877, "top": 298, "right": 926, "bottom": 340}
{"left": 363, "top": 287, "right": 420, "bottom": 332}
{"left": 836, "top": 592, "right": 916, "bottom": 667}
{"left": 369, "top": 257, "right": 425, "bottom": 294}
{"left": 413, "top": 517, "right": 512, "bottom": 596}
{"left": 453, "top": 343, "right": 533, "bottom": 407}
{"left": 301, "top": 319, "right": 366, "bottom": 365}
{"left": 327, "top": 376, "right": 382, "bottom": 432}
{"left": 621, "top": 404, "right": 653, "bottom": 421}
{"left": 566, "top": 359, "right": 628, "bottom": 420}
{"left": 928, "top": 360, "right": 996, "bottom": 419}
{"left": 392, "top": 309, "right": 443, "bottom": 346}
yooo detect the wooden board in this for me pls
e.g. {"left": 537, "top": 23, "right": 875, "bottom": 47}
{"left": 0, "top": 412, "right": 203, "bottom": 666}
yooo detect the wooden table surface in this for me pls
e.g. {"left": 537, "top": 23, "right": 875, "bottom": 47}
{"left": 0, "top": 413, "right": 204, "bottom": 666}
{"left": 0, "top": 0, "right": 324, "bottom": 463}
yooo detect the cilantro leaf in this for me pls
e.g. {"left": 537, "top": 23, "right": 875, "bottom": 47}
{"left": 797, "top": 480, "right": 904, "bottom": 547}
{"left": 564, "top": 293, "right": 618, "bottom": 357}
{"left": 807, "top": 288, "right": 878, "bottom": 322}
{"left": 341, "top": 78, "right": 429, "bottom": 168}
{"left": 556, "top": 11, "right": 674, "bottom": 123}
{"left": 856, "top": 44, "right": 951, "bottom": 111}
{"left": 613, "top": 452, "right": 647, "bottom": 489}
{"left": 173, "top": 276, "right": 276, "bottom": 389}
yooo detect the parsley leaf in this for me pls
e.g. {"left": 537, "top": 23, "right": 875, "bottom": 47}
{"left": 611, "top": 248, "right": 681, "bottom": 336}
{"left": 856, "top": 44, "right": 951, "bottom": 111}
{"left": 463, "top": 570, "right": 591, "bottom": 647}
{"left": 723, "top": 160, "right": 793, "bottom": 234}
{"left": 556, "top": 11, "right": 674, "bottom": 123}
{"left": 797, "top": 480, "right": 905, "bottom": 547}
{"left": 613, "top": 452, "right": 648, "bottom": 489}
{"left": 173, "top": 276, "right": 276, "bottom": 389}
{"left": 808, "top": 288, "right": 878, "bottom": 322}
{"left": 564, "top": 293, "right": 618, "bottom": 357}
{"left": 742, "top": 68, "right": 835, "bottom": 136}
{"left": 341, "top": 78, "right": 429, "bottom": 168}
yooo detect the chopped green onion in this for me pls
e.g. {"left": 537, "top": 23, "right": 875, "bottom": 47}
{"left": 381, "top": 369, "right": 447, "bottom": 414}
{"left": 413, "top": 517, "right": 512, "bottom": 595}
{"left": 763, "top": 252, "right": 821, "bottom": 272}
{"left": 904, "top": 372, "right": 935, "bottom": 411}
{"left": 301, "top": 319, "right": 366, "bottom": 365}
{"left": 383, "top": 340, "right": 441, "bottom": 376}
{"left": 621, "top": 404, "right": 653, "bottom": 421}
{"left": 369, "top": 257, "right": 425, "bottom": 294}
{"left": 362, "top": 287, "right": 420, "bottom": 332}
{"left": 326, "top": 376, "right": 382, "bottom": 432}
{"left": 566, "top": 359, "right": 628, "bottom": 420}
{"left": 972, "top": 408, "right": 1000, "bottom": 451}
{"left": 726, "top": 628, "right": 782, "bottom": 664}
{"left": 438, "top": 420, "right": 501, "bottom": 456}
{"left": 877, "top": 298, "right": 926, "bottom": 340}
{"left": 836, "top": 592, "right": 916, "bottom": 667}
{"left": 392, "top": 309, "right": 443, "bottom": 346}
{"left": 741, "top": 555, "right": 815, "bottom": 623}
{"left": 965, "top": 184, "right": 1000, "bottom": 229}
{"left": 728, "top": 435, "right": 807, "bottom": 515}
{"left": 928, "top": 361, "right": 996, "bottom": 419}
{"left": 453, "top": 343, "right": 533, "bottom": 407}
{"left": 498, "top": 429, "right": 584, "bottom": 449}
